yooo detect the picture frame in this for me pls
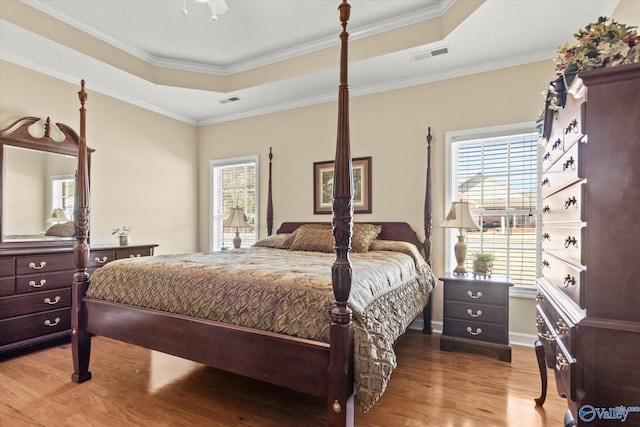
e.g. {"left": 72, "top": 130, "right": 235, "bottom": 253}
{"left": 313, "top": 156, "right": 372, "bottom": 214}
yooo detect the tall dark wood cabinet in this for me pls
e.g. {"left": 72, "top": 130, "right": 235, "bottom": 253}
{"left": 536, "top": 62, "right": 640, "bottom": 426}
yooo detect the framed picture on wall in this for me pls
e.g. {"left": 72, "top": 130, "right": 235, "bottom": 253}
{"left": 313, "top": 156, "right": 371, "bottom": 214}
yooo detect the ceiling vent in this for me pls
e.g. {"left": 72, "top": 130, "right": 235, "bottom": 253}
{"left": 410, "top": 46, "right": 449, "bottom": 62}
{"left": 218, "top": 96, "right": 241, "bottom": 104}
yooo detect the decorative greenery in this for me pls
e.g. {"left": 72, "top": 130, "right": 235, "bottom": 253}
{"left": 555, "top": 17, "right": 639, "bottom": 75}
{"left": 111, "top": 226, "right": 132, "bottom": 237}
{"left": 474, "top": 252, "right": 493, "bottom": 262}
{"left": 543, "top": 17, "right": 639, "bottom": 112}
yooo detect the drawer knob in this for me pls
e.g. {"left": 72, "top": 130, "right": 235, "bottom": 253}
{"left": 129, "top": 254, "right": 142, "bottom": 258}
{"left": 536, "top": 315, "right": 545, "bottom": 326}
{"left": 466, "top": 290, "right": 483, "bottom": 299}
{"left": 563, "top": 274, "right": 576, "bottom": 288}
{"left": 466, "top": 327, "right": 482, "bottom": 336}
{"left": 541, "top": 177, "right": 550, "bottom": 187}
{"left": 556, "top": 353, "right": 570, "bottom": 370}
{"left": 562, "top": 156, "right": 575, "bottom": 171}
{"left": 29, "top": 279, "right": 47, "bottom": 288}
{"left": 556, "top": 318, "right": 570, "bottom": 335}
{"left": 543, "top": 152, "right": 551, "bottom": 162}
{"left": 552, "top": 138, "right": 562, "bottom": 151}
{"left": 94, "top": 256, "right": 109, "bottom": 264}
{"left": 536, "top": 292, "right": 545, "bottom": 302}
{"left": 44, "top": 296, "right": 61, "bottom": 305}
{"left": 28, "top": 261, "right": 47, "bottom": 270}
{"left": 542, "top": 233, "right": 550, "bottom": 241}
{"left": 538, "top": 331, "right": 555, "bottom": 342}
{"left": 542, "top": 259, "right": 549, "bottom": 269}
{"left": 564, "top": 196, "right": 577, "bottom": 209}
{"left": 565, "top": 119, "right": 578, "bottom": 135}
{"left": 564, "top": 236, "right": 578, "bottom": 249}
{"left": 466, "top": 309, "right": 483, "bottom": 318}
{"left": 542, "top": 205, "right": 550, "bottom": 213}
{"left": 44, "top": 317, "right": 61, "bottom": 327}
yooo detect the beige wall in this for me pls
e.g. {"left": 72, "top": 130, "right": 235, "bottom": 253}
{"left": 0, "top": 61, "right": 199, "bottom": 255}
{"left": 198, "top": 59, "right": 555, "bottom": 339}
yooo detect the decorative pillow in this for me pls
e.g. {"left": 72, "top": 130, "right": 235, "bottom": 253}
{"left": 351, "top": 223, "right": 382, "bottom": 253}
{"left": 253, "top": 233, "right": 292, "bottom": 249}
{"left": 44, "top": 222, "right": 75, "bottom": 237}
{"left": 289, "top": 224, "right": 334, "bottom": 253}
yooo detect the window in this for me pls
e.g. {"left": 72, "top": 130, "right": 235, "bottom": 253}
{"left": 210, "top": 156, "right": 258, "bottom": 251}
{"left": 51, "top": 175, "right": 74, "bottom": 220}
{"left": 445, "top": 124, "right": 541, "bottom": 295}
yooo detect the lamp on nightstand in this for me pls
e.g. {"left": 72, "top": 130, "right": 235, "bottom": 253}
{"left": 440, "top": 201, "right": 480, "bottom": 274}
{"left": 224, "top": 207, "right": 252, "bottom": 249}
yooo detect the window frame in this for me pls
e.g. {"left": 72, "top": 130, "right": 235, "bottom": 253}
{"left": 444, "top": 122, "right": 541, "bottom": 298}
{"left": 209, "top": 155, "right": 259, "bottom": 251}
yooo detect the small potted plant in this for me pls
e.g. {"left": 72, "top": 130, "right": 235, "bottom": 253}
{"left": 472, "top": 252, "right": 493, "bottom": 278}
{"left": 112, "top": 226, "right": 132, "bottom": 246}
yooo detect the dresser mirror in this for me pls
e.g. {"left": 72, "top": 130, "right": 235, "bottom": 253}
{"left": 0, "top": 117, "right": 90, "bottom": 248}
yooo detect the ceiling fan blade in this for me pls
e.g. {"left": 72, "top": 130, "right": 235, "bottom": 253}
{"left": 206, "top": 0, "right": 228, "bottom": 18}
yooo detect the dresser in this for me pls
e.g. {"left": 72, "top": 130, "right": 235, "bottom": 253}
{"left": 535, "top": 63, "right": 640, "bottom": 426}
{"left": 0, "top": 243, "right": 157, "bottom": 355}
{"left": 440, "top": 273, "right": 513, "bottom": 362}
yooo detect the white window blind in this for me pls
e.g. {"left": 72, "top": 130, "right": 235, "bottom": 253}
{"left": 210, "top": 156, "right": 258, "bottom": 251}
{"left": 51, "top": 175, "right": 75, "bottom": 220}
{"left": 449, "top": 127, "right": 542, "bottom": 289}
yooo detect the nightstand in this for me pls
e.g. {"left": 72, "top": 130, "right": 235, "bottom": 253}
{"left": 440, "top": 273, "right": 513, "bottom": 362}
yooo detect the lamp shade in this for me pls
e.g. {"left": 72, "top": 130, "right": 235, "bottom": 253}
{"left": 47, "top": 208, "right": 70, "bottom": 223}
{"left": 440, "top": 202, "right": 480, "bottom": 230}
{"left": 224, "top": 207, "right": 251, "bottom": 229}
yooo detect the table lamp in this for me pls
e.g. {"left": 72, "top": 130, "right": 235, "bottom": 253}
{"left": 440, "top": 201, "right": 480, "bottom": 274}
{"left": 224, "top": 207, "right": 252, "bottom": 248}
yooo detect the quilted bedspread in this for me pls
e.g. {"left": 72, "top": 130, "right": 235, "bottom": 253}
{"left": 86, "top": 241, "right": 435, "bottom": 411}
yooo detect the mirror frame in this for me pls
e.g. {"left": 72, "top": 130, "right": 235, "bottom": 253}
{"left": 0, "top": 116, "right": 92, "bottom": 248}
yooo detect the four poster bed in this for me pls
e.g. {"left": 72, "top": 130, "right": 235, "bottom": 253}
{"left": 70, "top": 2, "right": 436, "bottom": 426}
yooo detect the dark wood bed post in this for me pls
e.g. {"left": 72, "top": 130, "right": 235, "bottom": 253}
{"left": 327, "top": 1, "right": 355, "bottom": 426}
{"left": 267, "top": 147, "right": 274, "bottom": 236}
{"left": 422, "top": 127, "right": 434, "bottom": 334}
{"left": 71, "top": 80, "right": 92, "bottom": 383}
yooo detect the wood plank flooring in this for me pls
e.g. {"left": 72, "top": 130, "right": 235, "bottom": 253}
{"left": 0, "top": 330, "right": 567, "bottom": 426}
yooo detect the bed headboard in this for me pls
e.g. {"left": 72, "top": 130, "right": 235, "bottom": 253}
{"left": 276, "top": 222, "right": 424, "bottom": 255}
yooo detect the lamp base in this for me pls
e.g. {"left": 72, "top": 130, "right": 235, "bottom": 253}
{"left": 233, "top": 232, "right": 242, "bottom": 249}
{"left": 453, "top": 234, "right": 468, "bottom": 275}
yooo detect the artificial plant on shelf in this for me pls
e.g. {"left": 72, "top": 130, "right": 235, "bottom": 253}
{"left": 544, "top": 17, "right": 639, "bottom": 112}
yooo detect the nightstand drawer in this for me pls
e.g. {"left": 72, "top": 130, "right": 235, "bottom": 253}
{"left": 445, "top": 300, "right": 507, "bottom": 324}
{"left": 0, "top": 308, "right": 70, "bottom": 346}
{"left": 443, "top": 318, "right": 508, "bottom": 344}
{"left": 0, "top": 288, "right": 71, "bottom": 320}
{"left": 444, "top": 282, "right": 506, "bottom": 306}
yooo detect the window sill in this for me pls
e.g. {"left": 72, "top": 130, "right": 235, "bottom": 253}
{"left": 509, "top": 285, "right": 537, "bottom": 299}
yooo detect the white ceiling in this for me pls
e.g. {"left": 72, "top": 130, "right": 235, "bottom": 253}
{"left": 0, "top": 0, "right": 620, "bottom": 125}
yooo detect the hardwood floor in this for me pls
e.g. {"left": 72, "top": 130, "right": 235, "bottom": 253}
{"left": 0, "top": 330, "right": 567, "bottom": 426}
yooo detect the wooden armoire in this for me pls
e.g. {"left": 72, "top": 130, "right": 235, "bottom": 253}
{"left": 535, "top": 62, "right": 640, "bottom": 426}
